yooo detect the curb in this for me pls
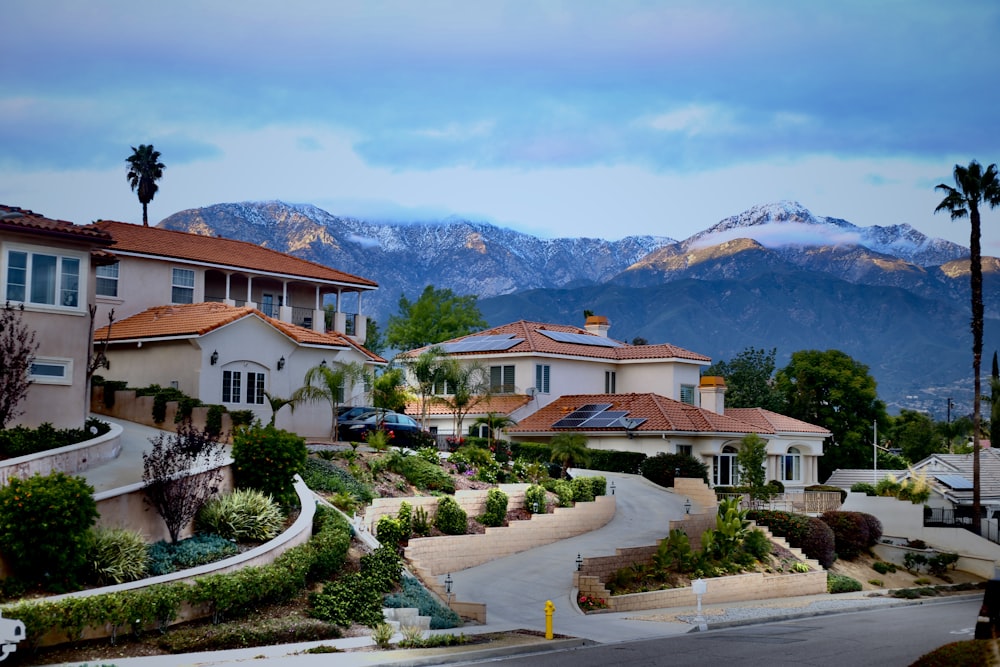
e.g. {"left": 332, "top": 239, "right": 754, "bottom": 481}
{"left": 373, "top": 637, "right": 595, "bottom": 666}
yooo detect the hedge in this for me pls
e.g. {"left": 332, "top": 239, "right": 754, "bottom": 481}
{"left": 747, "top": 509, "right": 836, "bottom": 568}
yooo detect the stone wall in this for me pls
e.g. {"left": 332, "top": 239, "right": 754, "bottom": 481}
{"left": 674, "top": 477, "right": 718, "bottom": 513}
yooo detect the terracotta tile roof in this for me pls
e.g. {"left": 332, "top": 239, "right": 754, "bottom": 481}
{"left": 402, "top": 320, "right": 710, "bottom": 363}
{"left": 94, "top": 220, "right": 377, "bottom": 288}
{"left": 95, "top": 302, "right": 385, "bottom": 362}
{"left": 508, "top": 393, "right": 764, "bottom": 434}
{"left": 406, "top": 394, "right": 532, "bottom": 416}
{"left": 725, "top": 408, "right": 831, "bottom": 435}
{"left": 1, "top": 205, "right": 113, "bottom": 245}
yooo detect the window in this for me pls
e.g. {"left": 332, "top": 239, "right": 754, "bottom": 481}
{"left": 172, "top": 268, "right": 195, "bottom": 304}
{"left": 29, "top": 357, "right": 72, "bottom": 385}
{"left": 782, "top": 447, "right": 802, "bottom": 482}
{"left": 431, "top": 379, "right": 452, "bottom": 395}
{"left": 680, "top": 384, "right": 695, "bottom": 405}
{"left": 5, "top": 249, "right": 81, "bottom": 308}
{"left": 713, "top": 445, "right": 740, "bottom": 486}
{"left": 534, "top": 364, "right": 550, "bottom": 394}
{"left": 246, "top": 372, "right": 266, "bottom": 405}
{"left": 95, "top": 262, "right": 119, "bottom": 297}
{"left": 490, "top": 365, "right": 515, "bottom": 393}
{"left": 222, "top": 370, "right": 242, "bottom": 403}
{"left": 677, "top": 444, "right": 693, "bottom": 457}
{"left": 604, "top": 370, "right": 616, "bottom": 394}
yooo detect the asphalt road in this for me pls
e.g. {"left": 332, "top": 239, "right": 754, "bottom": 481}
{"left": 466, "top": 597, "right": 982, "bottom": 667}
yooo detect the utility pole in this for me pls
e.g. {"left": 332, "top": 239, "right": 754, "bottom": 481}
{"left": 947, "top": 397, "right": 954, "bottom": 453}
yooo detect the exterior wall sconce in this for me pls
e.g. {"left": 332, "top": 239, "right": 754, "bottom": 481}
{"left": 320, "top": 359, "right": 327, "bottom": 368}
{"left": 277, "top": 356, "right": 285, "bottom": 370}
{"left": 210, "top": 350, "right": 219, "bottom": 365}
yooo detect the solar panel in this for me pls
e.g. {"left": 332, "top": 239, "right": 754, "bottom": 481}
{"left": 552, "top": 404, "right": 645, "bottom": 430}
{"left": 538, "top": 330, "right": 622, "bottom": 348}
{"left": 439, "top": 334, "right": 524, "bottom": 353}
{"left": 582, "top": 411, "right": 629, "bottom": 428}
{"left": 933, "top": 473, "right": 973, "bottom": 490}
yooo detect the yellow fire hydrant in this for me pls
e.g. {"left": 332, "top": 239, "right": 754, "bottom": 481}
{"left": 544, "top": 599, "right": 555, "bottom": 639}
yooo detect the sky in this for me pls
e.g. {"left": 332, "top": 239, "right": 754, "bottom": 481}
{"left": 2, "top": 1, "right": 1000, "bottom": 252}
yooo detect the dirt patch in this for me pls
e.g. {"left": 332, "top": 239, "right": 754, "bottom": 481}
{"left": 829, "top": 552, "right": 985, "bottom": 590}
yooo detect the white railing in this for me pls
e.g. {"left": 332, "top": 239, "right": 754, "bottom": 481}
{"left": 717, "top": 491, "right": 842, "bottom": 514}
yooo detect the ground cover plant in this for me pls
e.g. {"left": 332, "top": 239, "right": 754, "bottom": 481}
{"left": 0, "top": 417, "right": 111, "bottom": 459}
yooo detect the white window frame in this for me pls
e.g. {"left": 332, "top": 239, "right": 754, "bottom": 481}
{"left": 3, "top": 244, "right": 86, "bottom": 312}
{"left": 534, "top": 364, "right": 550, "bottom": 394}
{"left": 676, "top": 444, "right": 693, "bottom": 457}
{"left": 604, "top": 370, "right": 616, "bottom": 394}
{"left": 680, "top": 384, "right": 696, "bottom": 405}
{"left": 171, "top": 267, "right": 195, "bottom": 304}
{"left": 431, "top": 378, "right": 453, "bottom": 395}
{"left": 782, "top": 447, "right": 802, "bottom": 482}
{"left": 28, "top": 356, "right": 73, "bottom": 385}
{"left": 95, "top": 261, "right": 120, "bottom": 298}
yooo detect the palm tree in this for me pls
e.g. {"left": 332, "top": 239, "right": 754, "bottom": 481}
{"left": 471, "top": 412, "right": 517, "bottom": 450}
{"left": 935, "top": 159, "right": 1000, "bottom": 530}
{"left": 126, "top": 144, "right": 165, "bottom": 226}
{"left": 434, "top": 359, "right": 491, "bottom": 437}
{"left": 263, "top": 391, "right": 298, "bottom": 427}
{"left": 371, "top": 368, "right": 410, "bottom": 417}
{"left": 549, "top": 432, "right": 590, "bottom": 478}
{"left": 406, "top": 346, "right": 446, "bottom": 429}
{"left": 291, "top": 361, "right": 366, "bottom": 441}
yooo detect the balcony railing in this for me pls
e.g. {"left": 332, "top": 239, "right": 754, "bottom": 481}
{"left": 717, "top": 491, "right": 842, "bottom": 514}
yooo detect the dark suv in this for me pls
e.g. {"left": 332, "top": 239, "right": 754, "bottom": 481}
{"left": 975, "top": 579, "right": 1000, "bottom": 639}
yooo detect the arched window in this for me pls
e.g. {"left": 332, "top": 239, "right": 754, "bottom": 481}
{"left": 782, "top": 446, "right": 801, "bottom": 482}
{"left": 714, "top": 444, "right": 739, "bottom": 486}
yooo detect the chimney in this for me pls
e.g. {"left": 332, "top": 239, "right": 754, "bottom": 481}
{"left": 699, "top": 376, "right": 727, "bottom": 414}
{"left": 584, "top": 315, "right": 610, "bottom": 337}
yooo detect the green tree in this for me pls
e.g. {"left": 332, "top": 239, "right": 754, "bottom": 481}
{"left": 549, "top": 432, "right": 590, "bottom": 478}
{"left": 935, "top": 159, "right": 1000, "bottom": 527}
{"left": 736, "top": 433, "right": 769, "bottom": 504}
{"left": 263, "top": 391, "right": 298, "bottom": 427}
{"left": 291, "top": 361, "right": 366, "bottom": 440}
{"left": 471, "top": 412, "right": 517, "bottom": 449}
{"left": 704, "top": 347, "right": 783, "bottom": 411}
{"left": 774, "top": 349, "right": 888, "bottom": 479}
{"left": 889, "top": 409, "right": 941, "bottom": 463}
{"left": 434, "top": 359, "right": 491, "bottom": 436}
{"left": 126, "top": 144, "right": 165, "bottom": 227}
{"left": 0, "top": 302, "right": 38, "bottom": 428}
{"left": 364, "top": 319, "right": 386, "bottom": 357}
{"left": 386, "top": 285, "right": 487, "bottom": 351}
{"left": 406, "top": 346, "right": 447, "bottom": 429}
{"left": 371, "top": 367, "right": 409, "bottom": 415}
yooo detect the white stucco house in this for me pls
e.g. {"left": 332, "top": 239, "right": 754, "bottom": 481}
{"left": 401, "top": 315, "right": 831, "bottom": 488}
{"left": 1, "top": 204, "right": 114, "bottom": 429}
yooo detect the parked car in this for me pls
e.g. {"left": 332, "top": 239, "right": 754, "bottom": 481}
{"left": 342, "top": 410, "right": 429, "bottom": 447}
{"left": 336, "top": 409, "right": 380, "bottom": 441}
{"left": 975, "top": 578, "right": 1000, "bottom": 639}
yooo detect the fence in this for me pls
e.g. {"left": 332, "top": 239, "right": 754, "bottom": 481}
{"left": 716, "top": 491, "right": 842, "bottom": 514}
{"left": 925, "top": 507, "right": 1000, "bottom": 545}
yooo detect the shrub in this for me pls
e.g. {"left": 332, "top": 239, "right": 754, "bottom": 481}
{"left": 928, "top": 552, "right": 960, "bottom": 576}
{"left": 383, "top": 575, "right": 462, "bottom": 629}
{"left": 386, "top": 450, "right": 455, "bottom": 493}
{"left": 911, "top": 639, "right": 1000, "bottom": 666}
{"left": 571, "top": 477, "right": 595, "bottom": 503}
{"left": 480, "top": 488, "right": 509, "bottom": 528}
{"left": 376, "top": 516, "right": 407, "bottom": 550}
{"left": 640, "top": 452, "right": 709, "bottom": 487}
{"left": 827, "top": 573, "right": 862, "bottom": 593}
{"left": 228, "top": 410, "right": 256, "bottom": 428}
{"left": 434, "top": 497, "right": 468, "bottom": 535}
{"left": 873, "top": 560, "right": 897, "bottom": 575}
{"left": 850, "top": 482, "right": 877, "bottom": 496}
{"left": 821, "top": 511, "right": 878, "bottom": 560}
{"left": 766, "top": 479, "right": 785, "bottom": 493}
{"left": 88, "top": 527, "right": 150, "bottom": 586}
{"left": 309, "top": 573, "right": 383, "bottom": 628}
{"left": 360, "top": 545, "right": 404, "bottom": 592}
{"left": 411, "top": 506, "right": 432, "bottom": 537}
{"left": 748, "top": 510, "right": 835, "bottom": 568}
{"left": 0, "top": 471, "right": 98, "bottom": 590}
{"left": 196, "top": 489, "right": 286, "bottom": 542}
{"left": 546, "top": 479, "right": 574, "bottom": 507}
{"left": 510, "top": 441, "right": 551, "bottom": 462}
{"left": 0, "top": 418, "right": 112, "bottom": 459}
{"left": 396, "top": 501, "right": 413, "bottom": 537}
{"left": 585, "top": 450, "right": 647, "bottom": 474}
{"left": 309, "top": 505, "right": 351, "bottom": 580}
{"left": 102, "top": 379, "right": 129, "bottom": 408}
{"left": 147, "top": 534, "right": 239, "bottom": 576}
{"left": 158, "top": 615, "right": 341, "bottom": 653}
{"left": 232, "top": 423, "right": 307, "bottom": 506}
{"left": 204, "top": 404, "right": 226, "bottom": 438}
{"left": 301, "top": 458, "right": 375, "bottom": 502}
{"left": 525, "top": 484, "right": 547, "bottom": 513}
{"left": 587, "top": 475, "right": 607, "bottom": 497}
{"left": 742, "top": 529, "right": 772, "bottom": 561}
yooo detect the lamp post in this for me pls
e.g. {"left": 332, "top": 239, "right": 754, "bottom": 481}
{"left": 684, "top": 498, "right": 691, "bottom": 515}
{"left": 610, "top": 481, "right": 616, "bottom": 496}
{"left": 445, "top": 573, "right": 453, "bottom": 605}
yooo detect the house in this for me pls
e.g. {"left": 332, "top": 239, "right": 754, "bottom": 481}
{"left": 91, "top": 221, "right": 377, "bottom": 343}
{"left": 401, "top": 316, "right": 711, "bottom": 435}
{"left": 95, "top": 302, "right": 385, "bottom": 438}
{"left": 401, "top": 315, "right": 830, "bottom": 488}
{"left": 0, "top": 205, "right": 114, "bottom": 428}
{"left": 507, "top": 388, "right": 830, "bottom": 490}
{"left": 898, "top": 449, "right": 1000, "bottom": 520}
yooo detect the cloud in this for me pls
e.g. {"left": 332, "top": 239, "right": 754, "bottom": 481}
{"left": 693, "top": 223, "right": 865, "bottom": 250}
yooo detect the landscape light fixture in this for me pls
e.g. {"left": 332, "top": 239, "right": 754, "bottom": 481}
{"left": 445, "top": 573, "right": 453, "bottom": 604}
{"left": 576, "top": 554, "right": 583, "bottom": 571}
{"left": 684, "top": 498, "right": 691, "bottom": 515}
{"left": 277, "top": 356, "right": 285, "bottom": 370}
{"left": 533, "top": 501, "right": 539, "bottom": 514}
{"left": 610, "top": 481, "right": 616, "bottom": 495}
{"left": 210, "top": 350, "right": 219, "bottom": 366}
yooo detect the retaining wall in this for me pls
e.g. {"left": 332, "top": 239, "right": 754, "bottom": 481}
{"left": 365, "top": 483, "right": 532, "bottom": 533}
{"left": 0, "top": 422, "right": 124, "bottom": 486}
{"left": 91, "top": 387, "right": 234, "bottom": 438}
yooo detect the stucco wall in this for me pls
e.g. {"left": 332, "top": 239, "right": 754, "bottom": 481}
{"left": 0, "top": 421, "right": 123, "bottom": 486}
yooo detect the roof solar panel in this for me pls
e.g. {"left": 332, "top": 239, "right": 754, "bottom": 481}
{"left": 439, "top": 334, "right": 523, "bottom": 353}
{"left": 933, "top": 473, "right": 973, "bottom": 490}
{"left": 538, "top": 330, "right": 622, "bottom": 348}
{"left": 552, "top": 404, "right": 646, "bottom": 430}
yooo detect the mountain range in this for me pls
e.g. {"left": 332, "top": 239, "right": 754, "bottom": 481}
{"left": 159, "top": 200, "right": 1000, "bottom": 419}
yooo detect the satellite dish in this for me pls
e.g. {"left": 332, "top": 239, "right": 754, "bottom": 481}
{"left": 618, "top": 417, "right": 642, "bottom": 431}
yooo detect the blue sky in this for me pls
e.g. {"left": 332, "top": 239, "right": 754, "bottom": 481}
{"left": 2, "top": 1, "right": 1000, "bottom": 251}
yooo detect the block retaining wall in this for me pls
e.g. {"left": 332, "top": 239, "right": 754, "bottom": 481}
{"left": 365, "top": 483, "right": 532, "bottom": 533}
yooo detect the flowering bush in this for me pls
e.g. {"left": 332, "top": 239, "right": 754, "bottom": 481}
{"left": 577, "top": 595, "right": 608, "bottom": 612}
{"left": 445, "top": 436, "right": 465, "bottom": 452}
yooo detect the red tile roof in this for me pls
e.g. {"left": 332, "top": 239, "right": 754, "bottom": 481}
{"left": 1, "top": 205, "right": 113, "bottom": 245}
{"left": 725, "top": 408, "right": 831, "bottom": 435}
{"left": 95, "top": 302, "right": 385, "bottom": 362}
{"left": 403, "top": 320, "right": 710, "bottom": 363}
{"left": 94, "top": 220, "right": 377, "bottom": 288}
{"left": 509, "top": 393, "right": 830, "bottom": 436}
